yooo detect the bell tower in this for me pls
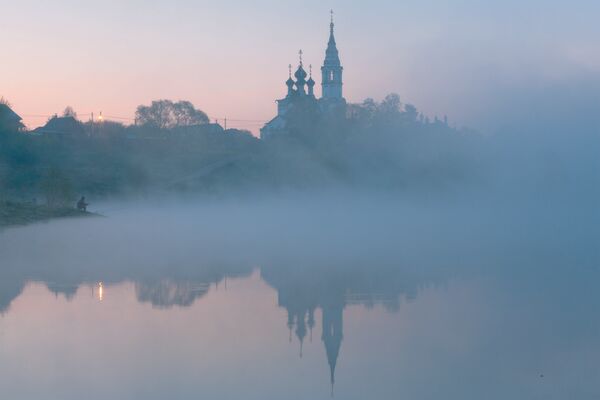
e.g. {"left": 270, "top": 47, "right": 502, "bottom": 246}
{"left": 321, "top": 10, "right": 344, "bottom": 100}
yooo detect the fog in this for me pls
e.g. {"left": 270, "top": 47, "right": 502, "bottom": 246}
{"left": 2, "top": 1, "right": 600, "bottom": 397}
{"left": 0, "top": 89, "right": 597, "bottom": 398}
{"left": 0, "top": 182, "right": 598, "bottom": 398}
{"left": 1, "top": 179, "right": 596, "bottom": 295}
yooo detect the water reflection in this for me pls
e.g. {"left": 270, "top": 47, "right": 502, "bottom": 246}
{"left": 135, "top": 280, "right": 211, "bottom": 309}
{"left": 98, "top": 282, "right": 104, "bottom": 302}
{"left": 46, "top": 282, "right": 79, "bottom": 300}
{"left": 0, "top": 255, "right": 448, "bottom": 397}
{"left": 260, "top": 261, "right": 442, "bottom": 392}
{"left": 0, "top": 280, "right": 25, "bottom": 314}
{"left": 0, "top": 207, "right": 598, "bottom": 399}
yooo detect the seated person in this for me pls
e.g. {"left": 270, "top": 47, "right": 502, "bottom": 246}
{"left": 77, "top": 196, "right": 89, "bottom": 212}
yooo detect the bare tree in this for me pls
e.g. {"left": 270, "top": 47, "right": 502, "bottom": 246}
{"left": 63, "top": 106, "right": 77, "bottom": 119}
{"left": 135, "top": 100, "right": 209, "bottom": 129}
{"left": 172, "top": 101, "right": 209, "bottom": 127}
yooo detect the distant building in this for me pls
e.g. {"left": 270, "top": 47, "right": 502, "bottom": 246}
{"left": 0, "top": 103, "right": 25, "bottom": 132}
{"left": 261, "top": 13, "right": 346, "bottom": 139}
{"left": 319, "top": 13, "right": 346, "bottom": 113}
{"left": 33, "top": 116, "right": 85, "bottom": 136}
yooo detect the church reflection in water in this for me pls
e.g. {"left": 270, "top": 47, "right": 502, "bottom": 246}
{"left": 135, "top": 280, "right": 212, "bottom": 309}
{"left": 0, "top": 258, "right": 445, "bottom": 392}
{"left": 260, "top": 262, "right": 433, "bottom": 391}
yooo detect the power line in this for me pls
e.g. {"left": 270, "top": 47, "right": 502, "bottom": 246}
{"left": 103, "top": 115, "right": 135, "bottom": 121}
{"left": 211, "top": 117, "right": 268, "bottom": 123}
{"left": 22, "top": 113, "right": 92, "bottom": 118}
{"left": 22, "top": 114, "right": 267, "bottom": 123}
{"left": 20, "top": 112, "right": 268, "bottom": 132}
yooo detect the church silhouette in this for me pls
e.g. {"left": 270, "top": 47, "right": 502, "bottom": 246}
{"left": 261, "top": 11, "right": 347, "bottom": 139}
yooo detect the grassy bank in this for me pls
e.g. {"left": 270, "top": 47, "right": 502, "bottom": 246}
{"left": 0, "top": 201, "right": 95, "bottom": 227}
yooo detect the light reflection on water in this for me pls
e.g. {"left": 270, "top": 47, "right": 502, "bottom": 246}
{"left": 0, "top": 200, "right": 598, "bottom": 400}
{"left": 0, "top": 265, "right": 598, "bottom": 400}
{"left": 0, "top": 271, "right": 454, "bottom": 400}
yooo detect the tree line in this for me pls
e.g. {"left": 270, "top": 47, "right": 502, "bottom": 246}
{"left": 0, "top": 95, "right": 475, "bottom": 207}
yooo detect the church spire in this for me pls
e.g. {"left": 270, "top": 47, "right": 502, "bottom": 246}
{"left": 324, "top": 12, "right": 340, "bottom": 66}
{"left": 330, "top": 9, "right": 335, "bottom": 35}
{"left": 321, "top": 10, "right": 343, "bottom": 100}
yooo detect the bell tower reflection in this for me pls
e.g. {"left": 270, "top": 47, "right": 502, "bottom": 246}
{"left": 321, "top": 296, "right": 344, "bottom": 394}
{"left": 261, "top": 260, "right": 427, "bottom": 395}
{"left": 262, "top": 265, "right": 349, "bottom": 392}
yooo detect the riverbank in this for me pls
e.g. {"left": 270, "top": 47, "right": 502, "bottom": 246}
{"left": 0, "top": 201, "right": 96, "bottom": 227}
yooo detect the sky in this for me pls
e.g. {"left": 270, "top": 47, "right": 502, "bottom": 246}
{"left": 2, "top": 0, "right": 600, "bottom": 134}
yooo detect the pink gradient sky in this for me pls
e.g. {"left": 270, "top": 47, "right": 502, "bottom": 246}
{"left": 1, "top": 1, "right": 597, "bottom": 134}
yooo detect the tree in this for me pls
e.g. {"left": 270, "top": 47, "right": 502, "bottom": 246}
{"left": 379, "top": 93, "right": 402, "bottom": 116}
{"left": 361, "top": 98, "right": 378, "bottom": 118}
{"left": 172, "top": 101, "right": 209, "bottom": 127}
{"left": 135, "top": 100, "right": 209, "bottom": 129}
{"left": 404, "top": 104, "right": 418, "bottom": 122}
{"left": 63, "top": 106, "right": 77, "bottom": 119}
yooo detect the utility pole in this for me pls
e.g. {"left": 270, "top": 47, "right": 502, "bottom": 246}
{"left": 224, "top": 118, "right": 227, "bottom": 130}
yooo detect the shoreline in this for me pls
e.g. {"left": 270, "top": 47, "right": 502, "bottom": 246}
{"left": 0, "top": 201, "right": 97, "bottom": 228}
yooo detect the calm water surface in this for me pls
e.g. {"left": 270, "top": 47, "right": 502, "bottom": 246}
{"left": 0, "top": 201, "right": 598, "bottom": 399}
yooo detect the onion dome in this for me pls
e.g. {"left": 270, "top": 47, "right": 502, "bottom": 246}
{"left": 286, "top": 64, "right": 295, "bottom": 94}
{"left": 294, "top": 64, "right": 307, "bottom": 94}
{"left": 294, "top": 49, "right": 308, "bottom": 93}
{"left": 295, "top": 49, "right": 307, "bottom": 81}
{"left": 307, "top": 64, "right": 315, "bottom": 87}
{"left": 307, "top": 78, "right": 315, "bottom": 96}
{"left": 307, "top": 64, "right": 316, "bottom": 96}
{"left": 286, "top": 64, "right": 294, "bottom": 86}
{"left": 294, "top": 65, "right": 308, "bottom": 81}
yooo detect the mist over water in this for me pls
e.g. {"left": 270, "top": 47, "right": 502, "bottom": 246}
{"left": 0, "top": 179, "right": 598, "bottom": 399}
{"left": 1, "top": 2, "right": 600, "bottom": 398}
{"left": 1, "top": 77, "right": 599, "bottom": 398}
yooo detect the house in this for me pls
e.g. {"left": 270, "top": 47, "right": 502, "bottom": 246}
{"left": 0, "top": 103, "right": 25, "bottom": 132}
{"left": 33, "top": 116, "right": 85, "bottom": 136}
